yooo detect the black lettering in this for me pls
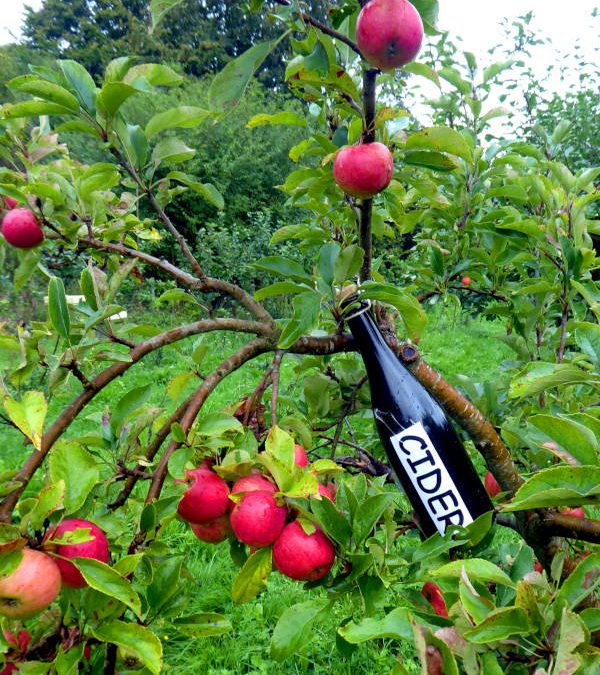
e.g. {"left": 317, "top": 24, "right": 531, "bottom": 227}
{"left": 398, "top": 434, "right": 427, "bottom": 455}
{"left": 427, "top": 490, "right": 459, "bottom": 514}
{"left": 416, "top": 469, "right": 442, "bottom": 494}
{"left": 437, "top": 509, "right": 466, "bottom": 529}
{"left": 406, "top": 449, "right": 435, "bottom": 473}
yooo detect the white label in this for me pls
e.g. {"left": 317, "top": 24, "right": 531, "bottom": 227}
{"left": 389, "top": 421, "right": 474, "bottom": 534}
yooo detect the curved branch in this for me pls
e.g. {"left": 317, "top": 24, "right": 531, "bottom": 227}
{"left": 141, "top": 337, "right": 271, "bottom": 509}
{"left": 0, "top": 319, "right": 270, "bottom": 522}
{"left": 78, "top": 237, "right": 274, "bottom": 324}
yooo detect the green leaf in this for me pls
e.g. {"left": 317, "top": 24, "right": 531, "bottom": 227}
{"left": 1, "top": 100, "right": 74, "bottom": 118}
{"left": 111, "top": 385, "right": 152, "bottom": 435}
{"left": 555, "top": 553, "right": 600, "bottom": 610}
{"left": 580, "top": 608, "right": 600, "bottom": 632}
{"left": 553, "top": 608, "right": 586, "bottom": 675}
{"left": 157, "top": 288, "right": 200, "bottom": 306}
{"left": 23, "top": 481, "right": 64, "bottom": 530}
{"left": 431, "top": 559, "right": 515, "bottom": 588}
{"left": 403, "top": 150, "right": 459, "bottom": 172}
{"left": 8, "top": 75, "right": 79, "bottom": 111}
{"left": 529, "top": 414, "right": 598, "bottom": 465}
{"left": 195, "top": 412, "right": 242, "bottom": 436}
{"left": 310, "top": 495, "right": 352, "bottom": 547}
{"left": 278, "top": 292, "right": 321, "bottom": 349}
{"left": 270, "top": 598, "right": 331, "bottom": 661}
{"left": 0, "top": 550, "right": 23, "bottom": 580}
{"left": 165, "top": 171, "right": 223, "bottom": 209}
{"left": 318, "top": 242, "right": 340, "bottom": 287}
{"left": 334, "top": 245, "right": 364, "bottom": 285}
{"left": 338, "top": 608, "right": 413, "bottom": 643}
{"left": 508, "top": 362, "right": 600, "bottom": 399}
{"left": 353, "top": 493, "right": 397, "bottom": 545}
{"left": 483, "top": 60, "right": 515, "bottom": 83}
{"left": 75, "top": 559, "right": 142, "bottom": 618}
{"left": 209, "top": 38, "right": 284, "bottom": 113}
{"left": 97, "top": 82, "right": 139, "bottom": 117}
{"left": 48, "top": 276, "right": 71, "bottom": 340}
{"left": 231, "top": 547, "right": 272, "bottom": 604}
{"left": 254, "top": 281, "right": 312, "bottom": 301}
{"left": 463, "top": 607, "right": 533, "bottom": 643}
{"left": 575, "top": 322, "right": 600, "bottom": 368}
{"left": 58, "top": 60, "right": 97, "bottom": 113}
{"left": 252, "top": 255, "right": 311, "bottom": 282}
{"left": 359, "top": 282, "right": 427, "bottom": 339}
{"left": 152, "top": 138, "right": 196, "bottom": 165}
{"left": 146, "top": 556, "right": 183, "bottom": 614}
{"left": 80, "top": 267, "right": 98, "bottom": 311}
{"left": 503, "top": 466, "right": 600, "bottom": 511}
{"left": 49, "top": 440, "right": 99, "bottom": 514}
{"left": 246, "top": 111, "right": 307, "bottom": 128}
{"left": 406, "top": 127, "right": 473, "bottom": 163}
{"left": 92, "top": 620, "right": 162, "bottom": 674}
{"left": 146, "top": 106, "right": 210, "bottom": 137}
{"left": 3, "top": 391, "right": 47, "bottom": 451}
{"left": 172, "top": 613, "right": 233, "bottom": 637}
{"left": 125, "top": 64, "right": 183, "bottom": 87}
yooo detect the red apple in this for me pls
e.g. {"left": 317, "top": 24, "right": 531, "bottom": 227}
{"left": 230, "top": 490, "right": 286, "bottom": 547}
{"left": 333, "top": 143, "right": 394, "bottom": 199}
{"left": 561, "top": 507, "right": 585, "bottom": 519}
{"left": 0, "top": 663, "right": 18, "bottom": 675}
{"left": 1, "top": 208, "right": 44, "bottom": 249}
{"left": 356, "top": 0, "right": 424, "bottom": 71}
{"left": 484, "top": 471, "right": 501, "bottom": 498}
{"left": 43, "top": 519, "right": 109, "bottom": 589}
{"left": 293, "top": 443, "right": 309, "bottom": 468}
{"left": 177, "top": 468, "right": 230, "bottom": 524}
{"left": 534, "top": 561, "right": 543, "bottom": 573}
{"left": 190, "top": 514, "right": 232, "bottom": 544}
{"left": 273, "top": 521, "right": 335, "bottom": 581}
{"left": 2, "top": 197, "right": 18, "bottom": 210}
{"left": 231, "top": 474, "right": 277, "bottom": 495}
{"left": 0, "top": 549, "right": 61, "bottom": 618}
{"left": 420, "top": 581, "right": 448, "bottom": 618}
{"left": 461, "top": 276, "right": 472, "bottom": 286}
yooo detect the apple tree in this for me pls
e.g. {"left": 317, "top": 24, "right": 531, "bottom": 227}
{"left": 0, "top": 0, "right": 599, "bottom": 672}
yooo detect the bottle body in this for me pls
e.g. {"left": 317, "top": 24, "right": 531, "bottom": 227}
{"left": 346, "top": 306, "right": 492, "bottom": 537}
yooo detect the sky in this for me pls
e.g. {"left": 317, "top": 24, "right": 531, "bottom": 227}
{"left": 0, "top": 0, "right": 598, "bottom": 94}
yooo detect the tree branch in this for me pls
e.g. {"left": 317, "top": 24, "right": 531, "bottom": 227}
{"left": 270, "top": 351, "right": 283, "bottom": 427}
{"left": 539, "top": 511, "right": 600, "bottom": 545}
{"left": 0, "top": 319, "right": 270, "bottom": 522}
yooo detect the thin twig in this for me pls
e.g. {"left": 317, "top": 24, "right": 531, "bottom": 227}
{"left": 270, "top": 351, "right": 283, "bottom": 427}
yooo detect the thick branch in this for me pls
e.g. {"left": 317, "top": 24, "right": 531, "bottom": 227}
{"left": 78, "top": 236, "right": 273, "bottom": 323}
{"left": 0, "top": 319, "right": 270, "bottom": 522}
{"left": 540, "top": 512, "right": 600, "bottom": 545}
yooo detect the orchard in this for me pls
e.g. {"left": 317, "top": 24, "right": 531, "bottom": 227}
{"left": 0, "top": 0, "right": 599, "bottom": 673}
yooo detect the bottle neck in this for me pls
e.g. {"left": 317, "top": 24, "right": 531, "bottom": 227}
{"left": 346, "top": 308, "right": 402, "bottom": 375}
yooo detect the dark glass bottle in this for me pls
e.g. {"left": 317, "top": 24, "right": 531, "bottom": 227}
{"left": 344, "top": 302, "right": 493, "bottom": 537}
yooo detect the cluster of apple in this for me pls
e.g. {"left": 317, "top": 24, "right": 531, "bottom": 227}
{"left": 332, "top": 0, "right": 423, "bottom": 200}
{"left": 177, "top": 445, "right": 338, "bottom": 582}
{"left": 0, "top": 519, "right": 108, "bottom": 623}
{"left": 0, "top": 197, "right": 44, "bottom": 249}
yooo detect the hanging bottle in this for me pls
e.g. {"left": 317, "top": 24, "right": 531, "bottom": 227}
{"left": 344, "top": 300, "right": 493, "bottom": 537}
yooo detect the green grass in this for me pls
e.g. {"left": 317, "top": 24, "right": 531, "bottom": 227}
{"left": 1, "top": 308, "right": 513, "bottom": 672}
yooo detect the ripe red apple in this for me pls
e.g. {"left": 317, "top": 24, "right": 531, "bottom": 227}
{"left": 43, "top": 519, "right": 109, "bottom": 589}
{"left": 1, "top": 208, "right": 44, "bottom": 249}
{"left": 293, "top": 443, "right": 309, "bottom": 468}
{"left": 273, "top": 521, "right": 335, "bottom": 581}
{"left": 0, "top": 663, "right": 18, "bottom": 675}
{"left": 533, "top": 561, "right": 543, "bottom": 573}
{"left": 2, "top": 197, "right": 18, "bottom": 210}
{"left": 484, "top": 471, "right": 501, "bottom": 498}
{"left": 561, "top": 507, "right": 585, "bottom": 519}
{"left": 461, "top": 276, "right": 472, "bottom": 286}
{"left": 333, "top": 142, "right": 394, "bottom": 199}
{"left": 190, "top": 514, "right": 232, "bottom": 544}
{"left": 231, "top": 474, "right": 277, "bottom": 495}
{"left": 356, "top": 0, "right": 424, "bottom": 71}
{"left": 420, "top": 581, "right": 448, "bottom": 618}
{"left": 177, "top": 468, "right": 230, "bottom": 524}
{"left": 230, "top": 490, "right": 286, "bottom": 547}
{"left": 0, "top": 549, "right": 61, "bottom": 618}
